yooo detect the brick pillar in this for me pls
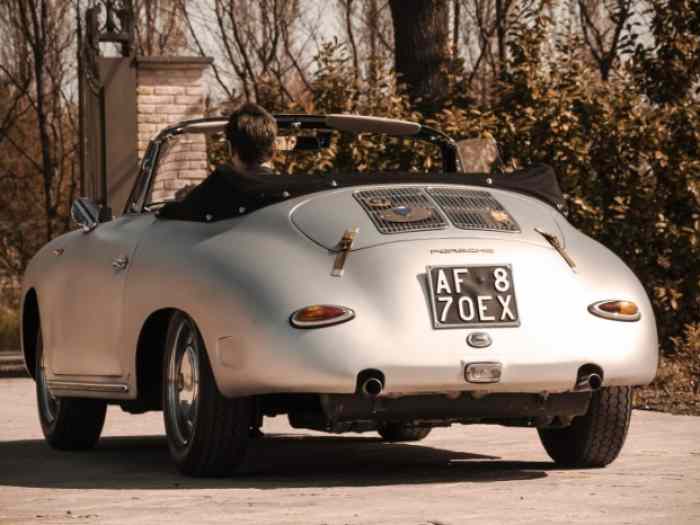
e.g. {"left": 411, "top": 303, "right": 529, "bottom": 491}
{"left": 135, "top": 57, "right": 213, "bottom": 203}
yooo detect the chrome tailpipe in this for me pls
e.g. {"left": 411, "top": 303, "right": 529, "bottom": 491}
{"left": 575, "top": 372, "right": 603, "bottom": 392}
{"left": 361, "top": 377, "right": 384, "bottom": 398}
{"left": 356, "top": 369, "right": 385, "bottom": 398}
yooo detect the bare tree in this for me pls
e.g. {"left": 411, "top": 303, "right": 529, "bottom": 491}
{"left": 338, "top": 0, "right": 360, "bottom": 84}
{"left": 133, "top": 0, "right": 188, "bottom": 55}
{"left": 340, "top": 0, "right": 394, "bottom": 84}
{"left": 451, "top": 0, "right": 525, "bottom": 102}
{"left": 0, "top": 0, "right": 78, "bottom": 270}
{"left": 453, "top": 0, "right": 461, "bottom": 60}
{"left": 578, "top": 0, "right": 637, "bottom": 81}
{"left": 179, "top": 0, "right": 315, "bottom": 107}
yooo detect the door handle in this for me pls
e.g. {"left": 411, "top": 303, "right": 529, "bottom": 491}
{"left": 112, "top": 255, "right": 129, "bottom": 271}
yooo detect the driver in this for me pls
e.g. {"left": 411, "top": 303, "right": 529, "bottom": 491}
{"left": 158, "top": 103, "right": 278, "bottom": 222}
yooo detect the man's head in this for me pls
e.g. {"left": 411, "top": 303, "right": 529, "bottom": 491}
{"left": 225, "top": 103, "right": 277, "bottom": 168}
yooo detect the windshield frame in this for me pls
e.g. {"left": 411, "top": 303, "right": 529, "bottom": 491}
{"left": 126, "top": 114, "right": 463, "bottom": 215}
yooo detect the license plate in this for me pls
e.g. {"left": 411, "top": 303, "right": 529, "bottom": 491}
{"left": 426, "top": 265, "right": 520, "bottom": 329}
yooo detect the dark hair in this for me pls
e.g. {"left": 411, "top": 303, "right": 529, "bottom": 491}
{"left": 225, "top": 103, "right": 277, "bottom": 166}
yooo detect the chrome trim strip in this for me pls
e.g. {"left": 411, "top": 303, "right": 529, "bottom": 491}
{"left": 47, "top": 380, "right": 129, "bottom": 393}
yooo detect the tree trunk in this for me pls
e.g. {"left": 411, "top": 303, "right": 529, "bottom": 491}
{"left": 388, "top": 0, "right": 450, "bottom": 109}
{"left": 495, "top": 0, "right": 506, "bottom": 75}
{"left": 452, "top": 0, "right": 460, "bottom": 60}
{"left": 367, "top": 0, "right": 380, "bottom": 84}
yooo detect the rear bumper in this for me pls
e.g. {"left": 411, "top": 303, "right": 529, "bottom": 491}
{"left": 213, "top": 318, "right": 658, "bottom": 397}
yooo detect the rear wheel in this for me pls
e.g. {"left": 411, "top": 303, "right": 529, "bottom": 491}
{"left": 162, "top": 312, "right": 253, "bottom": 477}
{"left": 538, "top": 386, "right": 632, "bottom": 468}
{"left": 35, "top": 330, "right": 107, "bottom": 450}
{"left": 378, "top": 423, "right": 431, "bottom": 442}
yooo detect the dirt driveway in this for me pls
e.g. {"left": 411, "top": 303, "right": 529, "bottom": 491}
{"left": 1, "top": 377, "right": 698, "bottom": 525}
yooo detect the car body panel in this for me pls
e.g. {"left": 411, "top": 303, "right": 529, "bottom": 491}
{"left": 22, "top": 180, "right": 658, "bottom": 401}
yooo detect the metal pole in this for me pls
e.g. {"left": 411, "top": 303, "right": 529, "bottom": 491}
{"left": 98, "top": 85, "right": 111, "bottom": 220}
{"left": 76, "top": 0, "right": 85, "bottom": 197}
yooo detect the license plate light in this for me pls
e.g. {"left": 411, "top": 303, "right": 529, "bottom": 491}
{"left": 465, "top": 362, "right": 502, "bottom": 383}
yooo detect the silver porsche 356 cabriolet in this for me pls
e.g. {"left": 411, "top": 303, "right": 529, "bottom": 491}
{"left": 20, "top": 114, "right": 657, "bottom": 477}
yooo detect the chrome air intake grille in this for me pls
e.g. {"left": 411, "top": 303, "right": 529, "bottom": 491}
{"left": 427, "top": 188, "right": 520, "bottom": 232}
{"left": 354, "top": 188, "right": 447, "bottom": 234}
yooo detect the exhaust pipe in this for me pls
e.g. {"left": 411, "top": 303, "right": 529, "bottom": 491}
{"left": 361, "top": 377, "right": 384, "bottom": 398}
{"left": 356, "top": 369, "right": 386, "bottom": 398}
{"left": 575, "top": 372, "right": 603, "bottom": 392}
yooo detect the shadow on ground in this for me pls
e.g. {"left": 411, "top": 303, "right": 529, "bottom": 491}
{"left": 0, "top": 433, "right": 552, "bottom": 489}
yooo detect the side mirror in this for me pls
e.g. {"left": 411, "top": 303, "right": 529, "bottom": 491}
{"left": 71, "top": 197, "right": 100, "bottom": 233}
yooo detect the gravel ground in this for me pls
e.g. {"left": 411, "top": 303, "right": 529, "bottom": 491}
{"left": 1, "top": 377, "right": 699, "bottom": 525}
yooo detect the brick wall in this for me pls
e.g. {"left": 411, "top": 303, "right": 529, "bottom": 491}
{"left": 135, "top": 57, "right": 212, "bottom": 203}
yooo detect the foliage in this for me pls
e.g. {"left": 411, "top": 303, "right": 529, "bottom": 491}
{"left": 228, "top": 8, "right": 699, "bottom": 355}
{"left": 0, "top": 306, "right": 19, "bottom": 350}
{"left": 635, "top": 323, "right": 700, "bottom": 415}
{"left": 487, "top": 11, "right": 699, "bottom": 352}
{"left": 2, "top": 1, "right": 697, "bottom": 360}
{"left": 633, "top": 0, "right": 700, "bottom": 105}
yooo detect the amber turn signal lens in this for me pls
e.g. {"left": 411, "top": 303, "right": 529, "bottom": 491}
{"left": 290, "top": 305, "right": 355, "bottom": 328}
{"left": 588, "top": 300, "right": 641, "bottom": 321}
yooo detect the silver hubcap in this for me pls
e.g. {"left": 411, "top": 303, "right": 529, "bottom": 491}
{"left": 38, "top": 352, "right": 59, "bottom": 424}
{"left": 166, "top": 320, "right": 200, "bottom": 447}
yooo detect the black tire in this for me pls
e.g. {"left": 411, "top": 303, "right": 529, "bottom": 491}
{"left": 378, "top": 423, "right": 432, "bottom": 442}
{"left": 162, "top": 312, "right": 253, "bottom": 477}
{"left": 35, "top": 330, "right": 107, "bottom": 451}
{"left": 538, "top": 386, "right": 632, "bottom": 468}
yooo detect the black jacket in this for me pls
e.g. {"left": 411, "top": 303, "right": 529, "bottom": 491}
{"left": 157, "top": 164, "right": 276, "bottom": 222}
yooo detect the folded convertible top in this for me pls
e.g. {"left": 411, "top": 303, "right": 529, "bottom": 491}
{"left": 158, "top": 164, "right": 565, "bottom": 222}
{"left": 249, "top": 164, "right": 564, "bottom": 208}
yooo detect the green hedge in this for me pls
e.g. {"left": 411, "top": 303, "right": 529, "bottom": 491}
{"left": 0, "top": 307, "right": 19, "bottom": 350}
{"left": 247, "top": 22, "right": 698, "bottom": 354}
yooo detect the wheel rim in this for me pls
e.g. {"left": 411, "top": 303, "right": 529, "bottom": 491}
{"left": 166, "top": 319, "right": 200, "bottom": 448}
{"left": 38, "top": 351, "right": 59, "bottom": 425}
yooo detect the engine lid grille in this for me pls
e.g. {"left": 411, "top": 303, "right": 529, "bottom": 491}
{"left": 427, "top": 187, "right": 520, "bottom": 232}
{"left": 353, "top": 188, "right": 447, "bottom": 234}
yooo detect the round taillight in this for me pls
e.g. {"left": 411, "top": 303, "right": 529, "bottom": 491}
{"left": 588, "top": 300, "right": 641, "bottom": 322}
{"left": 290, "top": 305, "right": 355, "bottom": 328}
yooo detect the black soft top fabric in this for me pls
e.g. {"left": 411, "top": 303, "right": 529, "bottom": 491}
{"left": 157, "top": 163, "right": 564, "bottom": 222}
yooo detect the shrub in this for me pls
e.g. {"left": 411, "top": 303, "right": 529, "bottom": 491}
{"left": 0, "top": 306, "right": 19, "bottom": 351}
{"left": 207, "top": 17, "right": 698, "bottom": 355}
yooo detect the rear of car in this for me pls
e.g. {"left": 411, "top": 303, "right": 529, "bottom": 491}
{"left": 25, "top": 114, "right": 657, "bottom": 477}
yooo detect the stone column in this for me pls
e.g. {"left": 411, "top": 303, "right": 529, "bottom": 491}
{"left": 135, "top": 57, "right": 213, "bottom": 203}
